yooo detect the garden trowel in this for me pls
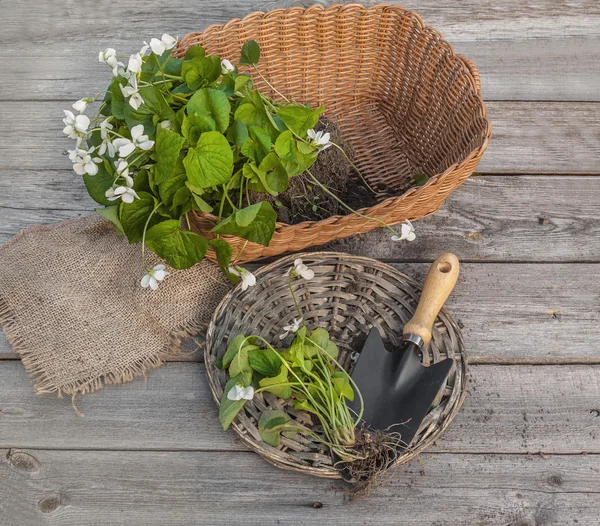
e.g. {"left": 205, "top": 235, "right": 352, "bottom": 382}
{"left": 349, "top": 253, "right": 459, "bottom": 450}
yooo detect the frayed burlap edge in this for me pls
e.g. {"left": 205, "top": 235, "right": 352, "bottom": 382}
{"left": 0, "top": 218, "right": 230, "bottom": 405}
{"left": 0, "top": 294, "right": 207, "bottom": 399}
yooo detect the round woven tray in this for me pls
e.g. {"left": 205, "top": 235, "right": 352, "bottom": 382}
{"left": 175, "top": 3, "right": 491, "bottom": 264}
{"left": 205, "top": 252, "right": 468, "bottom": 478}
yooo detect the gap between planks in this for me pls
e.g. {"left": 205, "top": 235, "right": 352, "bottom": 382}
{"left": 2, "top": 446, "right": 600, "bottom": 456}
{"left": 3, "top": 354, "right": 600, "bottom": 365}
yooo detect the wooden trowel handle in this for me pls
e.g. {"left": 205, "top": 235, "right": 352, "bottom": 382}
{"left": 403, "top": 253, "right": 460, "bottom": 345}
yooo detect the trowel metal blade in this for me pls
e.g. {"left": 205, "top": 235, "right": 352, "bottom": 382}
{"left": 349, "top": 328, "right": 453, "bottom": 449}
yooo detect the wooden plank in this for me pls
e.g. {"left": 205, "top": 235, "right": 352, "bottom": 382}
{"left": 1, "top": 448, "right": 599, "bottom": 525}
{"left": 2, "top": 0, "right": 599, "bottom": 53}
{"left": 2, "top": 175, "right": 600, "bottom": 262}
{"left": 4, "top": 38, "right": 600, "bottom": 102}
{"left": 325, "top": 175, "right": 600, "bottom": 262}
{"left": 2, "top": 260, "right": 600, "bottom": 360}
{"left": 2, "top": 101, "right": 598, "bottom": 173}
{"left": 1, "top": 361, "right": 599, "bottom": 453}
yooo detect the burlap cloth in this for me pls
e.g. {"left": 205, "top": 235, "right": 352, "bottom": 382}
{"left": 0, "top": 215, "right": 231, "bottom": 400}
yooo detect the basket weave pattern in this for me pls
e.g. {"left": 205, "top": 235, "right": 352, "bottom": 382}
{"left": 175, "top": 4, "right": 491, "bottom": 263}
{"left": 205, "top": 253, "right": 468, "bottom": 478}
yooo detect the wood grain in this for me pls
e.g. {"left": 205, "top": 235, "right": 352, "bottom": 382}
{"left": 5, "top": 38, "right": 600, "bottom": 102}
{"left": 3, "top": 175, "right": 600, "bottom": 262}
{"left": 2, "top": 0, "right": 599, "bottom": 52}
{"left": 2, "top": 257, "right": 600, "bottom": 360}
{"left": 1, "top": 361, "right": 599, "bottom": 453}
{"left": 2, "top": 101, "right": 598, "bottom": 173}
{"left": 2, "top": 448, "right": 599, "bottom": 526}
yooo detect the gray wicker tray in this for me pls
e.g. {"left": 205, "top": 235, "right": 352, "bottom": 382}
{"left": 205, "top": 252, "right": 468, "bottom": 479}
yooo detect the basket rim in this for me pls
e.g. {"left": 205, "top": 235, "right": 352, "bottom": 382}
{"left": 179, "top": 2, "right": 492, "bottom": 232}
{"left": 205, "top": 251, "right": 469, "bottom": 478}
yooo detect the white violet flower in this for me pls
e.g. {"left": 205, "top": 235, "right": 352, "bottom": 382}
{"left": 227, "top": 384, "right": 255, "bottom": 401}
{"left": 114, "top": 160, "right": 133, "bottom": 187}
{"left": 228, "top": 266, "right": 257, "bottom": 291}
{"left": 119, "top": 75, "right": 144, "bottom": 110}
{"left": 307, "top": 129, "right": 332, "bottom": 150}
{"left": 62, "top": 110, "right": 90, "bottom": 140}
{"left": 112, "top": 124, "right": 154, "bottom": 158}
{"left": 288, "top": 258, "right": 315, "bottom": 280}
{"left": 149, "top": 34, "right": 177, "bottom": 55}
{"left": 391, "top": 220, "right": 416, "bottom": 242}
{"left": 140, "top": 264, "right": 169, "bottom": 291}
{"left": 159, "top": 120, "right": 173, "bottom": 130}
{"left": 98, "top": 48, "right": 123, "bottom": 76}
{"left": 69, "top": 147, "right": 102, "bottom": 176}
{"left": 221, "top": 59, "right": 235, "bottom": 75}
{"left": 112, "top": 137, "right": 135, "bottom": 158}
{"left": 127, "top": 52, "right": 143, "bottom": 74}
{"left": 98, "top": 119, "right": 116, "bottom": 157}
{"left": 105, "top": 176, "right": 139, "bottom": 204}
{"left": 130, "top": 124, "right": 155, "bottom": 150}
{"left": 279, "top": 317, "right": 303, "bottom": 340}
{"left": 72, "top": 97, "right": 93, "bottom": 113}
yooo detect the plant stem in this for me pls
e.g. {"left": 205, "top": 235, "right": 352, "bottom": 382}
{"left": 231, "top": 240, "right": 249, "bottom": 265}
{"left": 305, "top": 169, "right": 400, "bottom": 238}
{"left": 287, "top": 274, "right": 303, "bottom": 321}
{"left": 141, "top": 204, "right": 160, "bottom": 269}
{"left": 329, "top": 142, "right": 377, "bottom": 194}
{"left": 252, "top": 65, "right": 290, "bottom": 103}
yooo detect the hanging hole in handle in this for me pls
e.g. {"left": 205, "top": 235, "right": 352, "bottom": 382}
{"left": 438, "top": 261, "right": 452, "bottom": 273}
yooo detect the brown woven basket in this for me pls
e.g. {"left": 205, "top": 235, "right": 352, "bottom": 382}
{"left": 205, "top": 252, "right": 468, "bottom": 478}
{"left": 174, "top": 4, "right": 491, "bottom": 263}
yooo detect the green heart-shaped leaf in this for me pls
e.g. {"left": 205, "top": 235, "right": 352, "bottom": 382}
{"left": 211, "top": 202, "right": 277, "bottom": 246}
{"left": 154, "top": 126, "right": 185, "bottom": 184}
{"left": 187, "top": 88, "right": 231, "bottom": 133}
{"left": 119, "top": 191, "right": 159, "bottom": 244}
{"left": 183, "top": 131, "right": 233, "bottom": 188}
{"left": 276, "top": 105, "right": 324, "bottom": 136}
{"left": 209, "top": 238, "right": 233, "bottom": 271}
{"left": 145, "top": 219, "right": 208, "bottom": 269}
{"left": 239, "top": 40, "right": 260, "bottom": 65}
{"left": 258, "top": 410, "right": 291, "bottom": 447}
{"left": 259, "top": 364, "right": 292, "bottom": 399}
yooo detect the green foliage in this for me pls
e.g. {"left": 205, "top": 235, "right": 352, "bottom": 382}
{"left": 183, "top": 131, "right": 234, "bottom": 188}
{"left": 154, "top": 126, "right": 185, "bottom": 184}
{"left": 217, "top": 315, "right": 359, "bottom": 450}
{"left": 414, "top": 173, "right": 430, "bottom": 186}
{"left": 145, "top": 219, "right": 208, "bottom": 269}
{"left": 95, "top": 205, "right": 125, "bottom": 236}
{"left": 77, "top": 40, "right": 324, "bottom": 275}
{"left": 239, "top": 40, "right": 261, "bottom": 66}
{"left": 258, "top": 410, "right": 291, "bottom": 447}
{"left": 211, "top": 202, "right": 277, "bottom": 246}
{"left": 120, "top": 191, "right": 159, "bottom": 243}
{"left": 219, "top": 374, "right": 249, "bottom": 430}
{"left": 83, "top": 163, "right": 115, "bottom": 206}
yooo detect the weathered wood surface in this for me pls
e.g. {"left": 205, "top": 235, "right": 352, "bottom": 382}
{"left": 2, "top": 449, "right": 599, "bottom": 526}
{"left": 2, "top": 361, "right": 600, "bottom": 453}
{"left": 3, "top": 0, "right": 599, "bottom": 50}
{"left": 2, "top": 101, "right": 599, "bottom": 173}
{"left": 2, "top": 0, "right": 600, "bottom": 523}
{"left": 5, "top": 38, "right": 600, "bottom": 102}
{"left": 2, "top": 260, "right": 600, "bottom": 360}
{"left": 4, "top": 175, "right": 600, "bottom": 258}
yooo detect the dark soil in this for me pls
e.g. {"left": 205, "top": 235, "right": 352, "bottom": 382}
{"left": 251, "top": 116, "right": 395, "bottom": 224}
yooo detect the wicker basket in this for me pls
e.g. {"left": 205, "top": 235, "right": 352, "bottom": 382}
{"left": 175, "top": 4, "right": 491, "bottom": 263}
{"left": 205, "top": 252, "right": 468, "bottom": 478}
